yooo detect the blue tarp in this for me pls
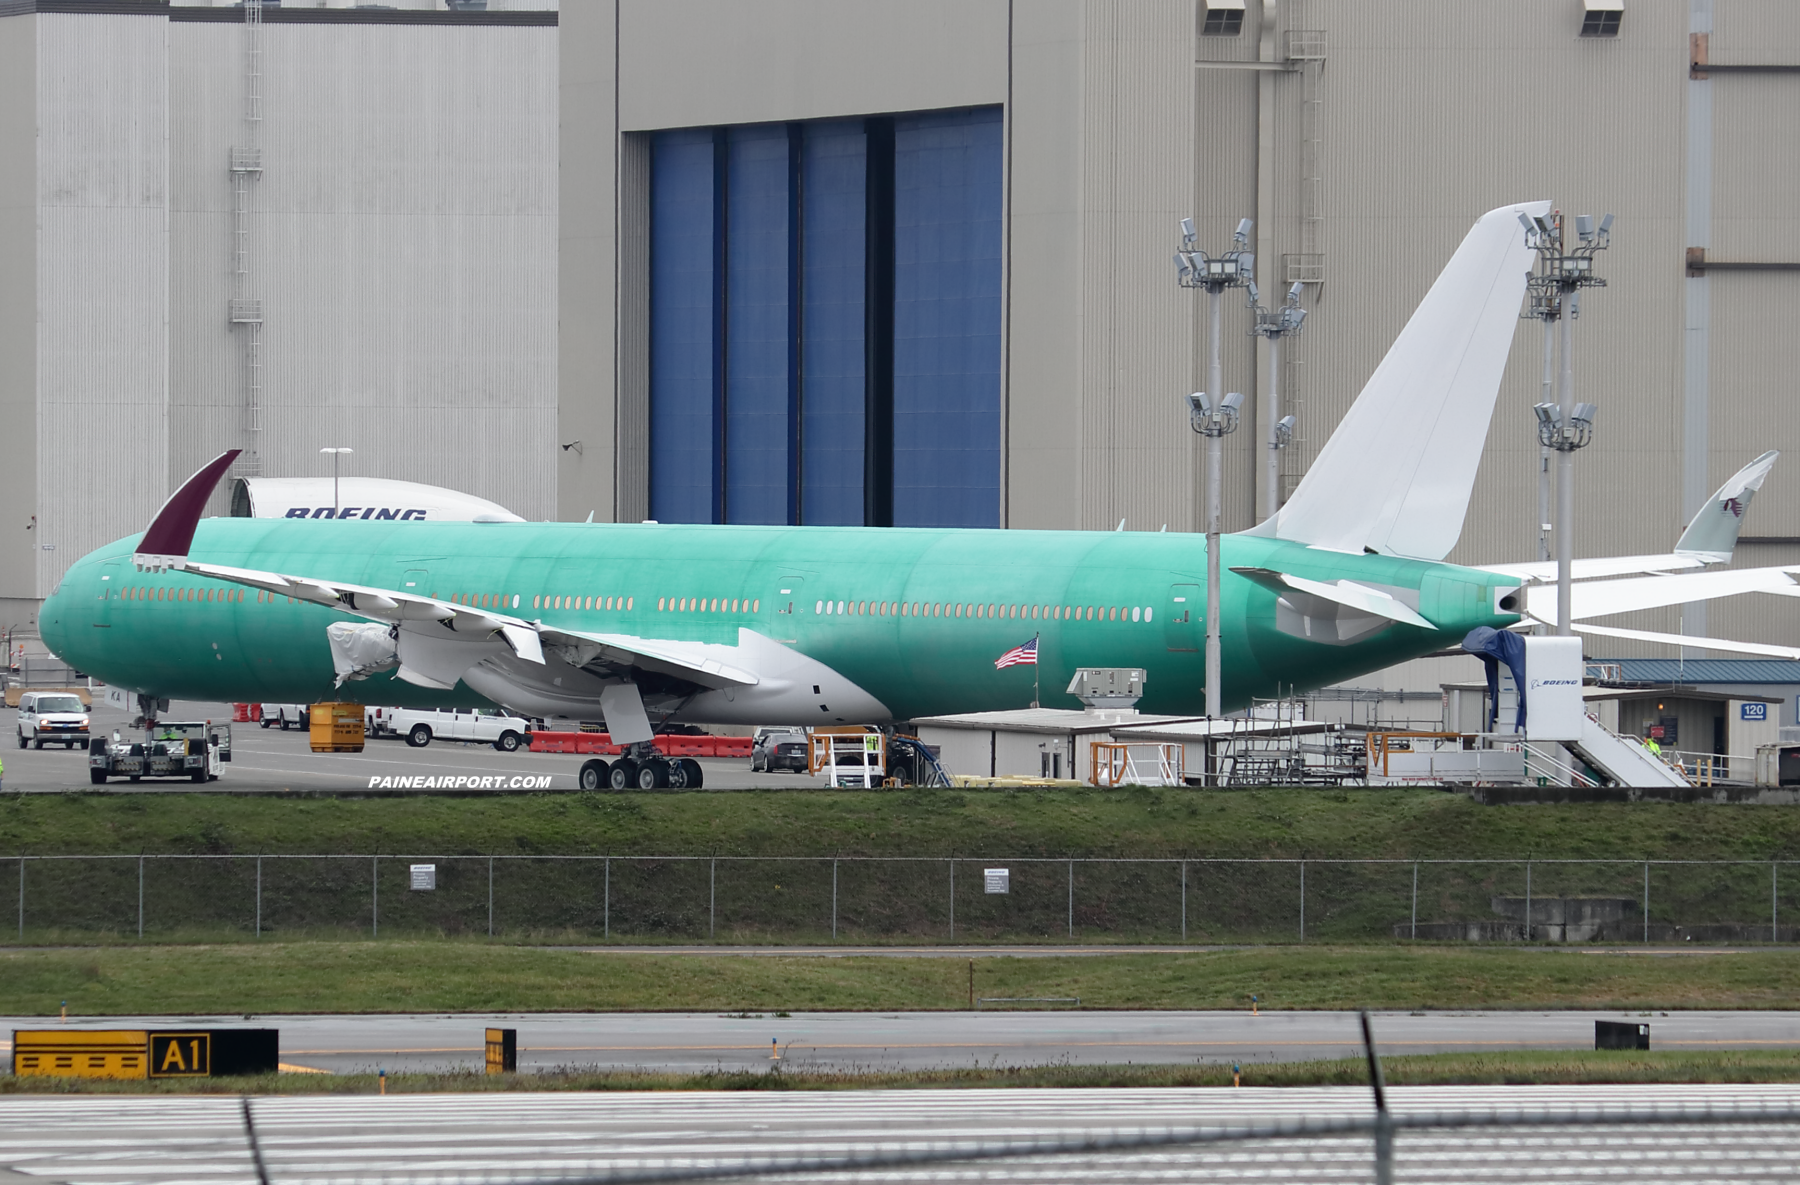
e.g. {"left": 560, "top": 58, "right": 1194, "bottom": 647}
{"left": 1463, "top": 627, "right": 1528, "bottom": 731}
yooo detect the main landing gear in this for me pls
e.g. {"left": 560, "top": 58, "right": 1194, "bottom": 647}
{"left": 576, "top": 745, "right": 704, "bottom": 793}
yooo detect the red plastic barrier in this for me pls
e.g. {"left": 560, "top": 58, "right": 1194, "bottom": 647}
{"left": 528, "top": 731, "right": 750, "bottom": 758}
{"left": 232, "top": 703, "right": 251, "bottom": 723}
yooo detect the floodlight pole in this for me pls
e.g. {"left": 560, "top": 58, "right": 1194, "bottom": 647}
{"left": 1173, "top": 217, "right": 1254, "bottom": 726}
{"left": 1538, "top": 317, "right": 1555, "bottom": 566}
{"left": 1251, "top": 283, "right": 1306, "bottom": 520}
{"left": 1522, "top": 211, "right": 1609, "bottom": 638}
{"left": 320, "top": 446, "right": 353, "bottom": 514}
{"left": 1556, "top": 306, "right": 1577, "bottom": 637}
{"left": 1205, "top": 283, "right": 1225, "bottom": 719}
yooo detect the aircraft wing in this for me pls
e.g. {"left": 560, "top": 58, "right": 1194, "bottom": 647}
{"left": 1478, "top": 554, "right": 1707, "bottom": 581}
{"left": 182, "top": 559, "right": 759, "bottom": 693}
{"left": 1475, "top": 451, "right": 1780, "bottom": 582}
{"left": 1525, "top": 565, "right": 1800, "bottom": 625}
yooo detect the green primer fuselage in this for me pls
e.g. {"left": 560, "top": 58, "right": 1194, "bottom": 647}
{"left": 41, "top": 519, "right": 1520, "bottom": 719}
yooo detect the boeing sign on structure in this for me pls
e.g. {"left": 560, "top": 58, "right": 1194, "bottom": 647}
{"left": 228, "top": 477, "right": 524, "bottom": 524}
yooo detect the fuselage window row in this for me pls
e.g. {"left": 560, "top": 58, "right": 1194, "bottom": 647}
{"left": 806, "top": 600, "right": 1154, "bottom": 622}
{"left": 119, "top": 586, "right": 245, "bottom": 604}
{"left": 653, "top": 598, "right": 759, "bottom": 614}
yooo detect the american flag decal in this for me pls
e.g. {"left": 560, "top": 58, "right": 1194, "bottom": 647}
{"left": 995, "top": 637, "right": 1039, "bottom": 669}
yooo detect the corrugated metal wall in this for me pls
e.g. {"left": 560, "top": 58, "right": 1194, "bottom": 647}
{"left": 1074, "top": 0, "right": 1206, "bottom": 534}
{"left": 35, "top": 13, "right": 169, "bottom": 597}
{"left": 0, "top": 13, "right": 38, "bottom": 606}
{"left": 166, "top": 20, "right": 558, "bottom": 522}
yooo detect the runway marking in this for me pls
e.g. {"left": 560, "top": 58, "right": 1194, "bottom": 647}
{"left": 277, "top": 1062, "right": 330, "bottom": 1074}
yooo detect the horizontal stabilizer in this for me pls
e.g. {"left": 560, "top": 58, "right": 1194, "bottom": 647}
{"left": 1560, "top": 620, "right": 1800, "bottom": 660}
{"left": 1675, "top": 449, "right": 1780, "bottom": 562}
{"left": 1246, "top": 201, "right": 1548, "bottom": 559}
{"left": 1231, "top": 567, "right": 1436, "bottom": 629}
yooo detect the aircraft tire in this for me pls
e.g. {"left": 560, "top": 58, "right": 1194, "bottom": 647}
{"left": 495, "top": 731, "right": 521, "bottom": 753}
{"left": 578, "top": 759, "right": 610, "bottom": 790}
{"left": 407, "top": 724, "right": 432, "bottom": 748}
{"left": 636, "top": 760, "right": 667, "bottom": 791}
{"left": 608, "top": 759, "right": 637, "bottom": 791}
{"left": 680, "top": 758, "right": 704, "bottom": 790}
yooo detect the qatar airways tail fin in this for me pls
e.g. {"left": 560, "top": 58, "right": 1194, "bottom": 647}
{"left": 1246, "top": 201, "right": 1549, "bottom": 560}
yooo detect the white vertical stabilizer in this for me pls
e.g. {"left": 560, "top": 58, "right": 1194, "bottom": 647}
{"left": 1249, "top": 201, "right": 1550, "bottom": 559}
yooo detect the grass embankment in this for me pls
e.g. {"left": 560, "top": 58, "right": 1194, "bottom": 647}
{"left": 12, "top": 1052, "right": 1800, "bottom": 1095}
{"left": 8, "top": 944, "right": 1800, "bottom": 1016}
{"left": 6, "top": 789, "right": 1800, "bottom": 944}
{"left": 7, "top": 786, "right": 1800, "bottom": 859}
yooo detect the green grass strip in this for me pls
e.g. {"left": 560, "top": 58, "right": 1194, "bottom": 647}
{"left": 7, "top": 943, "right": 1800, "bottom": 1016}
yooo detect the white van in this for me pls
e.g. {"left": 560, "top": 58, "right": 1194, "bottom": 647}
{"left": 16, "top": 691, "right": 90, "bottom": 749}
{"left": 374, "top": 707, "right": 532, "bottom": 752}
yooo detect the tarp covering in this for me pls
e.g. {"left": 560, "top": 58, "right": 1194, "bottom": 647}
{"left": 1463, "top": 626, "right": 1528, "bottom": 731}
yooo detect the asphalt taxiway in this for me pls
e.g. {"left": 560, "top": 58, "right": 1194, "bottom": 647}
{"left": 5, "top": 1010, "right": 1798, "bottom": 1075}
{"left": 5, "top": 1084, "right": 1800, "bottom": 1185}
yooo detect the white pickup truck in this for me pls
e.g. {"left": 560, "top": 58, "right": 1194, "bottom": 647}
{"left": 369, "top": 707, "right": 532, "bottom": 752}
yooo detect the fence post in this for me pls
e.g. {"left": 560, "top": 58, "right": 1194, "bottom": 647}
{"left": 949, "top": 859, "right": 955, "bottom": 941}
{"left": 16, "top": 855, "right": 22, "bottom": 941}
{"left": 1067, "top": 859, "right": 1074, "bottom": 939}
{"left": 1411, "top": 862, "right": 1418, "bottom": 940}
{"left": 1525, "top": 858, "right": 1532, "bottom": 943}
{"left": 604, "top": 856, "right": 610, "bottom": 940}
{"left": 1181, "top": 859, "right": 1187, "bottom": 942}
{"left": 1775, "top": 861, "right": 1780, "bottom": 944}
{"left": 832, "top": 857, "right": 838, "bottom": 941}
{"left": 372, "top": 855, "right": 379, "bottom": 939}
{"left": 1643, "top": 861, "right": 1649, "bottom": 944}
{"left": 255, "top": 856, "right": 261, "bottom": 939}
{"left": 709, "top": 857, "right": 715, "bottom": 940}
{"left": 1299, "top": 860, "right": 1306, "bottom": 942}
{"left": 487, "top": 856, "right": 494, "bottom": 939}
{"left": 137, "top": 856, "right": 144, "bottom": 940}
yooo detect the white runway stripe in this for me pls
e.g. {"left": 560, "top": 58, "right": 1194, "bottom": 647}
{"left": 6, "top": 1088, "right": 1800, "bottom": 1185}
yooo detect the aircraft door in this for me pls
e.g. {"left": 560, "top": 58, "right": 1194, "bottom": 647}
{"left": 1165, "top": 584, "right": 1201, "bottom": 652}
{"left": 772, "top": 576, "right": 805, "bottom": 616}
{"left": 94, "top": 561, "right": 122, "bottom": 629}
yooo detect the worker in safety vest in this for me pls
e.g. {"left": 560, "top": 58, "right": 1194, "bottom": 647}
{"left": 1645, "top": 734, "right": 1663, "bottom": 758}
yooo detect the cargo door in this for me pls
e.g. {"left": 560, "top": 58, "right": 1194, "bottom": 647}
{"left": 1165, "top": 584, "right": 1201, "bottom": 651}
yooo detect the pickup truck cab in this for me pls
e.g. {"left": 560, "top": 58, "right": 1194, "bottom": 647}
{"left": 380, "top": 707, "right": 532, "bottom": 752}
{"left": 16, "top": 691, "right": 90, "bottom": 749}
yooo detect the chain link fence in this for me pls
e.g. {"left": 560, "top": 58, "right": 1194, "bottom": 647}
{"left": 11, "top": 854, "right": 1800, "bottom": 944}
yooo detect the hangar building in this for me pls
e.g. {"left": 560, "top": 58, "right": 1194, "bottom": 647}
{"left": 4, "top": 0, "right": 1799, "bottom": 693}
{"left": 557, "top": 0, "right": 1800, "bottom": 666}
{"left": 0, "top": 0, "right": 558, "bottom": 631}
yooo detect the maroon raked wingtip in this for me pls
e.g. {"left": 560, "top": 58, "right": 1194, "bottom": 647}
{"left": 134, "top": 449, "right": 242, "bottom": 570}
